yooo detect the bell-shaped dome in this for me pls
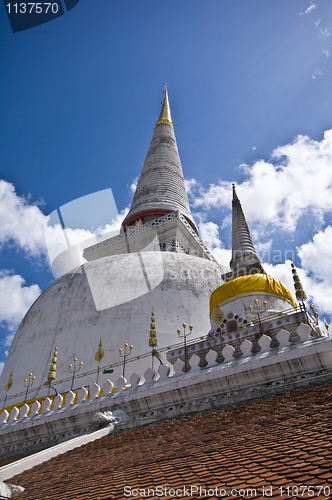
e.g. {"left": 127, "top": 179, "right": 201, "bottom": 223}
{"left": 210, "top": 273, "right": 297, "bottom": 318}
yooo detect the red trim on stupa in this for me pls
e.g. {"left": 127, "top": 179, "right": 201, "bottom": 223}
{"left": 123, "top": 210, "right": 171, "bottom": 229}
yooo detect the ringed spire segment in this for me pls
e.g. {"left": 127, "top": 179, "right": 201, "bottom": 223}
{"left": 221, "top": 183, "right": 265, "bottom": 281}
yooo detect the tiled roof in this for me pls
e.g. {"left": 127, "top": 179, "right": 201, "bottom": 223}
{"left": 7, "top": 383, "right": 332, "bottom": 500}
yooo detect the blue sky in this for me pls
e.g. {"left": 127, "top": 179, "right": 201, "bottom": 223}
{"left": 1, "top": 0, "right": 332, "bottom": 371}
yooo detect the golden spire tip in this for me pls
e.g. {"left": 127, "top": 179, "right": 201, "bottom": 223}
{"left": 156, "top": 84, "right": 173, "bottom": 127}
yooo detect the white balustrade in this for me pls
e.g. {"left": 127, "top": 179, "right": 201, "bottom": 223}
{"left": 9, "top": 407, "right": 19, "bottom": 422}
{"left": 158, "top": 364, "right": 170, "bottom": 380}
{"left": 189, "top": 354, "right": 201, "bottom": 371}
{"left": 76, "top": 387, "right": 88, "bottom": 404}
{"left": 129, "top": 372, "right": 141, "bottom": 388}
{"left": 65, "top": 391, "right": 75, "bottom": 406}
{"left": 102, "top": 379, "right": 114, "bottom": 395}
{"left": 222, "top": 344, "right": 235, "bottom": 362}
{"left": 206, "top": 349, "right": 219, "bottom": 367}
{"left": 240, "top": 339, "right": 253, "bottom": 357}
{"left": 0, "top": 410, "right": 8, "bottom": 424}
{"left": 277, "top": 329, "right": 290, "bottom": 348}
{"left": 42, "top": 397, "right": 52, "bottom": 412}
{"left": 115, "top": 376, "right": 127, "bottom": 391}
{"left": 90, "top": 383, "right": 101, "bottom": 399}
{"left": 144, "top": 367, "right": 155, "bottom": 384}
{"left": 30, "top": 400, "right": 41, "bottom": 416}
{"left": 173, "top": 358, "right": 185, "bottom": 375}
{"left": 19, "top": 403, "right": 29, "bottom": 419}
{"left": 53, "top": 394, "right": 63, "bottom": 410}
{"left": 258, "top": 334, "right": 272, "bottom": 353}
{"left": 297, "top": 323, "right": 311, "bottom": 342}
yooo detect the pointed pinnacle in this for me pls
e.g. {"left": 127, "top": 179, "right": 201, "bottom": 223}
{"left": 156, "top": 85, "right": 173, "bottom": 127}
{"left": 232, "top": 183, "right": 239, "bottom": 201}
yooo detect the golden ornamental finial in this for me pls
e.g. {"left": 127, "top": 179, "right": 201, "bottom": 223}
{"left": 149, "top": 308, "right": 157, "bottom": 347}
{"left": 290, "top": 260, "right": 307, "bottom": 302}
{"left": 94, "top": 338, "right": 105, "bottom": 365}
{"left": 4, "top": 370, "right": 13, "bottom": 394}
{"left": 156, "top": 84, "right": 173, "bottom": 127}
{"left": 48, "top": 342, "right": 58, "bottom": 382}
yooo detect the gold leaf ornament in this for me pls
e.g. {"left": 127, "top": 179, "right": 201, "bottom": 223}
{"left": 5, "top": 370, "right": 13, "bottom": 393}
{"left": 212, "top": 309, "right": 225, "bottom": 324}
{"left": 94, "top": 339, "right": 104, "bottom": 364}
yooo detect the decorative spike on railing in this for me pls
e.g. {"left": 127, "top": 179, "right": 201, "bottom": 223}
{"left": 290, "top": 258, "right": 307, "bottom": 302}
{"left": 48, "top": 343, "right": 58, "bottom": 383}
{"left": 149, "top": 308, "right": 157, "bottom": 348}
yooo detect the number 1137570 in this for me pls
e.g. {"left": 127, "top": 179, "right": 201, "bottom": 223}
{"left": 279, "top": 486, "right": 331, "bottom": 497}
{"left": 6, "top": 3, "right": 59, "bottom": 14}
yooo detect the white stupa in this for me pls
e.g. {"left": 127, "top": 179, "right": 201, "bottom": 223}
{"left": 0, "top": 87, "right": 229, "bottom": 408}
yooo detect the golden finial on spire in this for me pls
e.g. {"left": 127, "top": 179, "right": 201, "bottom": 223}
{"left": 48, "top": 343, "right": 58, "bottom": 382}
{"left": 94, "top": 338, "right": 105, "bottom": 365}
{"left": 156, "top": 84, "right": 173, "bottom": 127}
{"left": 4, "top": 370, "right": 13, "bottom": 394}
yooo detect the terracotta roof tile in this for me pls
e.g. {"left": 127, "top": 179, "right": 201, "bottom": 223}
{"left": 4, "top": 383, "right": 332, "bottom": 500}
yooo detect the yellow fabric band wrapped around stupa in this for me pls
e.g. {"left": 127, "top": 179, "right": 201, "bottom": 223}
{"left": 210, "top": 274, "right": 297, "bottom": 316}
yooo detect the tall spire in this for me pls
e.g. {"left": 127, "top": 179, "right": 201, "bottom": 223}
{"left": 122, "top": 86, "right": 198, "bottom": 233}
{"left": 229, "top": 184, "right": 265, "bottom": 279}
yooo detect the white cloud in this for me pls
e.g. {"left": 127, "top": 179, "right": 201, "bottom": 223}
{"left": 190, "top": 129, "right": 332, "bottom": 233}
{"left": 305, "top": 4, "right": 316, "bottom": 14}
{"left": 262, "top": 226, "right": 332, "bottom": 316}
{"left": 185, "top": 178, "right": 197, "bottom": 194}
{"left": 299, "top": 4, "right": 316, "bottom": 15}
{"left": 198, "top": 220, "right": 231, "bottom": 266}
{"left": 212, "top": 247, "right": 232, "bottom": 265}
{"left": 312, "top": 69, "right": 323, "bottom": 79}
{"left": 95, "top": 207, "right": 129, "bottom": 237}
{"left": 0, "top": 180, "right": 47, "bottom": 257}
{"left": 320, "top": 28, "right": 330, "bottom": 38}
{"left": 191, "top": 181, "right": 232, "bottom": 211}
{"left": 199, "top": 221, "right": 222, "bottom": 249}
{"left": 0, "top": 270, "right": 41, "bottom": 336}
{"left": 128, "top": 177, "right": 138, "bottom": 194}
{"left": 255, "top": 239, "right": 273, "bottom": 261}
{"left": 297, "top": 225, "right": 332, "bottom": 282}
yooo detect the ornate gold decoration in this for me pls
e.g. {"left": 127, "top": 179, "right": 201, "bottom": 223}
{"left": 156, "top": 84, "right": 173, "bottom": 127}
{"left": 149, "top": 309, "right": 157, "bottom": 347}
{"left": 211, "top": 308, "right": 225, "bottom": 325}
{"left": 210, "top": 273, "right": 297, "bottom": 316}
{"left": 69, "top": 357, "right": 83, "bottom": 391}
{"left": 4, "top": 370, "right": 13, "bottom": 394}
{"left": 290, "top": 259, "right": 307, "bottom": 303}
{"left": 119, "top": 343, "right": 133, "bottom": 378}
{"left": 47, "top": 343, "right": 58, "bottom": 382}
{"left": 23, "top": 372, "right": 36, "bottom": 403}
{"left": 94, "top": 339, "right": 104, "bottom": 364}
{"left": 177, "top": 322, "right": 193, "bottom": 372}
